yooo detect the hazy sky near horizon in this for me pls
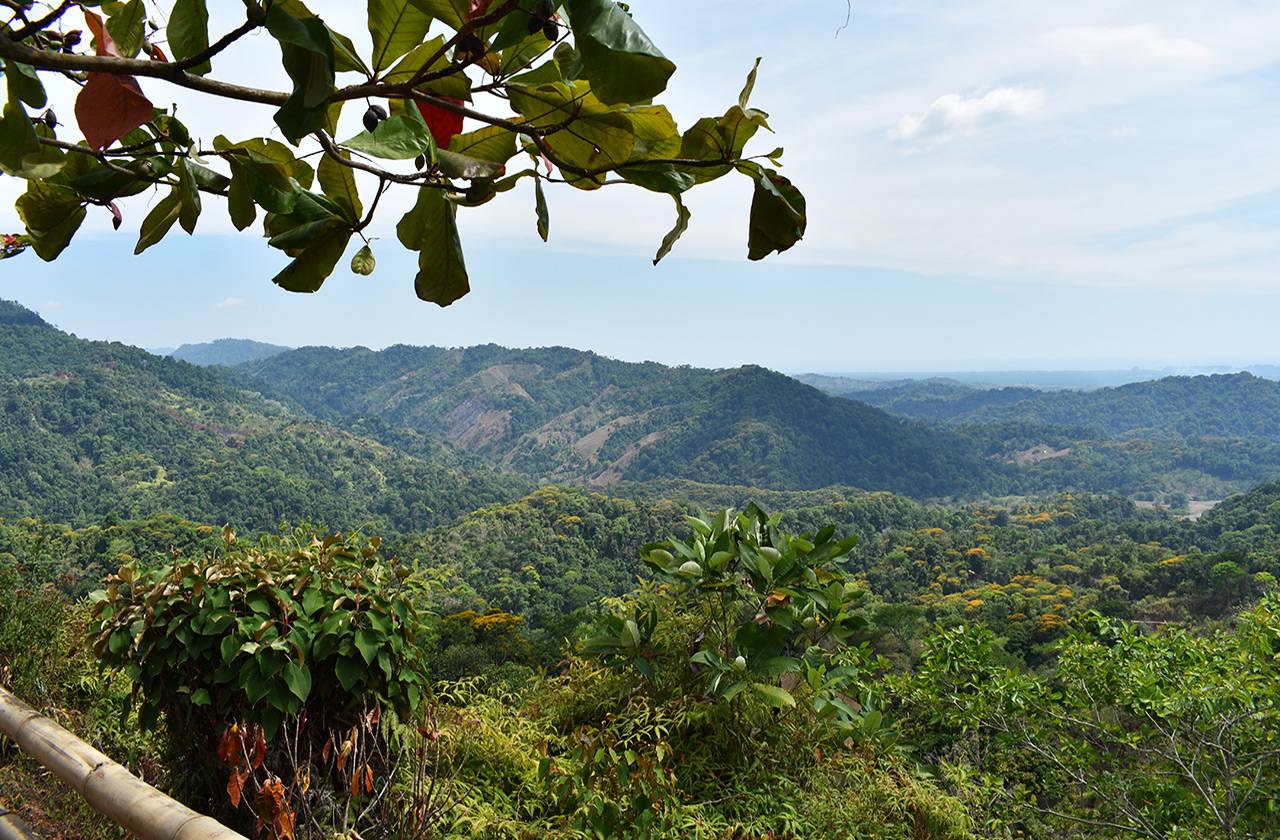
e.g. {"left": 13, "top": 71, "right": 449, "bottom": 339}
{"left": 3, "top": 1, "right": 1279, "bottom": 372}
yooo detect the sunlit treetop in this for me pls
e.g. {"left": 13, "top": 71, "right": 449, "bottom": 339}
{"left": 0, "top": 0, "right": 807, "bottom": 305}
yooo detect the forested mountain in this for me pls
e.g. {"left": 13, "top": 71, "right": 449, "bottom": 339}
{"left": 169, "top": 338, "right": 291, "bottom": 367}
{"left": 0, "top": 302, "right": 523, "bottom": 532}
{"left": 238, "top": 344, "right": 1011, "bottom": 497}
{"left": 845, "top": 373, "right": 1280, "bottom": 439}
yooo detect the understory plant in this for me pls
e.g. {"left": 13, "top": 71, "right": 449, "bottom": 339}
{"left": 89, "top": 526, "right": 438, "bottom": 835}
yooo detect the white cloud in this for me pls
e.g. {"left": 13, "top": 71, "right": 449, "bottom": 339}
{"left": 42, "top": 300, "right": 64, "bottom": 310}
{"left": 215, "top": 297, "right": 244, "bottom": 309}
{"left": 1043, "top": 25, "right": 1212, "bottom": 68}
{"left": 891, "top": 87, "right": 1046, "bottom": 146}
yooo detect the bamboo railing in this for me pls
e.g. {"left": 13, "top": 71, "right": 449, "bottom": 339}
{"left": 0, "top": 687, "right": 247, "bottom": 840}
{"left": 0, "top": 804, "right": 39, "bottom": 840}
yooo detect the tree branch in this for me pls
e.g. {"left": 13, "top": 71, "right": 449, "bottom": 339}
{"left": 0, "top": 31, "right": 289, "bottom": 106}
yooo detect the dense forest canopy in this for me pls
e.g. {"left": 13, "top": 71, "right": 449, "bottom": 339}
{"left": 842, "top": 373, "right": 1280, "bottom": 440}
{"left": 2, "top": 295, "right": 1280, "bottom": 837}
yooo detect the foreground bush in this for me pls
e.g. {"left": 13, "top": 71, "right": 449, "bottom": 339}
{"left": 88, "top": 527, "right": 438, "bottom": 833}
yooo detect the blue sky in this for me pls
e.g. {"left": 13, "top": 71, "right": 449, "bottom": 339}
{"left": 3, "top": 1, "right": 1280, "bottom": 372}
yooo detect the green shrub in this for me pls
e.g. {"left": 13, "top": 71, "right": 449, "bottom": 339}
{"left": 89, "top": 527, "right": 431, "bottom": 741}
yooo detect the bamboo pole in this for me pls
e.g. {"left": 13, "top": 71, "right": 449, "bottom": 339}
{"left": 0, "top": 805, "right": 40, "bottom": 840}
{"left": 0, "top": 688, "right": 248, "bottom": 840}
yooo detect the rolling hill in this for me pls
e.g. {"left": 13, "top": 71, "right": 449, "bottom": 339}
{"left": 238, "top": 344, "right": 1013, "bottom": 497}
{"left": 0, "top": 302, "right": 523, "bottom": 532}
{"left": 841, "top": 373, "right": 1280, "bottom": 440}
{"left": 169, "top": 338, "right": 291, "bottom": 367}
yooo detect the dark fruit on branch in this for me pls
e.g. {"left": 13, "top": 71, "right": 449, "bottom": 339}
{"left": 542, "top": 20, "right": 559, "bottom": 41}
{"left": 42, "top": 110, "right": 57, "bottom": 129}
{"left": 455, "top": 33, "right": 485, "bottom": 64}
{"left": 536, "top": 0, "right": 555, "bottom": 17}
{"left": 414, "top": 154, "right": 426, "bottom": 171}
{"left": 527, "top": 13, "right": 543, "bottom": 35}
{"left": 362, "top": 104, "right": 388, "bottom": 133}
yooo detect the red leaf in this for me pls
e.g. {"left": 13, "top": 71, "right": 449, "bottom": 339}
{"left": 468, "top": 0, "right": 492, "bottom": 18}
{"left": 363, "top": 763, "right": 373, "bottom": 794}
{"left": 75, "top": 11, "right": 153, "bottom": 149}
{"left": 108, "top": 201, "right": 123, "bottom": 230}
{"left": 251, "top": 726, "right": 266, "bottom": 769}
{"left": 82, "top": 11, "right": 119, "bottom": 58}
{"left": 147, "top": 44, "right": 169, "bottom": 62}
{"left": 218, "top": 726, "right": 238, "bottom": 765}
{"left": 227, "top": 768, "right": 247, "bottom": 808}
{"left": 75, "top": 73, "right": 154, "bottom": 150}
{"left": 415, "top": 97, "right": 465, "bottom": 149}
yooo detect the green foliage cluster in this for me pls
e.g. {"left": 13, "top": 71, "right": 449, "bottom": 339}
{"left": 0, "top": 306, "right": 525, "bottom": 532}
{"left": 889, "top": 597, "right": 1280, "bottom": 838}
{"left": 8, "top": 484, "right": 1280, "bottom": 837}
{"left": 2, "top": 0, "right": 804, "bottom": 301}
{"left": 406, "top": 485, "right": 683, "bottom": 628}
{"left": 89, "top": 528, "right": 431, "bottom": 740}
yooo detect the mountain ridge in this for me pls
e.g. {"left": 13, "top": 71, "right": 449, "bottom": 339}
{"left": 238, "top": 344, "right": 1012, "bottom": 497}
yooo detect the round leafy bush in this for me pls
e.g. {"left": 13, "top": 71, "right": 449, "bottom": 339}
{"left": 89, "top": 527, "right": 429, "bottom": 740}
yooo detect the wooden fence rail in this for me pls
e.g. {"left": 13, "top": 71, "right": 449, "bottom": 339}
{"left": 0, "top": 687, "right": 247, "bottom": 840}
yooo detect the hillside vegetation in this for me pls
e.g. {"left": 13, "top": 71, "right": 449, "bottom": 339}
{"left": 0, "top": 302, "right": 523, "bottom": 532}
{"left": 239, "top": 344, "right": 1010, "bottom": 497}
{"left": 170, "top": 339, "right": 292, "bottom": 367}
{"left": 847, "top": 373, "right": 1280, "bottom": 439}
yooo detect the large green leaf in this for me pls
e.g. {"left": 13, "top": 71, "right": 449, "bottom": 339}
{"left": 334, "top": 655, "right": 365, "bottom": 692}
{"left": 652, "top": 192, "right": 689, "bottom": 264}
{"left": 134, "top": 188, "right": 182, "bottom": 254}
{"left": 383, "top": 37, "right": 472, "bottom": 100}
{"left": 168, "top": 0, "right": 212, "bottom": 75}
{"left": 448, "top": 125, "right": 518, "bottom": 164}
{"left": 226, "top": 164, "right": 258, "bottom": 230}
{"left": 271, "top": 227, "right": 352, "bottom": 293}
{"left": 15, "top": 180, "right": 85, "bottom": 260}
{"left": 282, "top": 660, "right": 312, "bottom": 700}
{"left": 175, "top": 160, "right": 202, "bottom": 234}
{"left": 214, "top": 135, "right": 312, "bottom": 214}
{"left": 678, "top": 105, "right": 770, "bottom": 186}
{"left": 396, "top": 188, "right": 469, "bottom": 306}
{"left": 264, "top": 190, "right": 348, "bottom": 254}
{"left": 106, "top": 0, "right": 146, "bottom": 58}
{"left": 435, "top": 149, "right": 505, "bottom": 179}
{"left": 341, "top": 106, "right": 436, "bottom": 160}
{"left": 534, "top": 176, "right": 549, "bottom": 241}
{"left": 747, "top": 167, "right": 806, "bottom": 261}
{"left": 752, "top": 682, "right": 796, "bottom": 709}
{"left": 368, "top": 0, "right": 434, "bottom": 71}
{"left": 0, "top": 101, "right": 64, "bottom": 179}
{"left": 265, "top": 5, "right": 337, "bottom": 143}
{"left": 507, "top": 79, "right": 635, "bottom": 184}
{"left": 317, "top": 151, "right": 363, "bottom": 221}
{"left": 354, "top": 628, "right": 380, "bottom": 664}
{"left": 564, "top": 0, "right": 675, "bottom": 104}
{"left": 407, "top": 0, "right": 468, "bottom": 30}
{"left": 4, "top": 60, "right": 47, "bottom": 108}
